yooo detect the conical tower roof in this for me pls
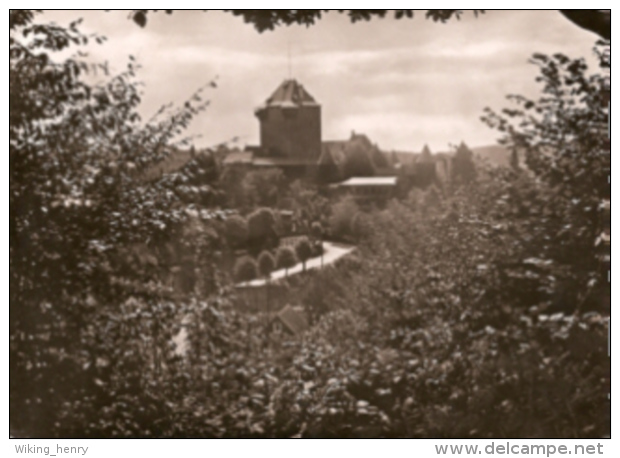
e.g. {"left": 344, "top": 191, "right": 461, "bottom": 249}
{"left": 260, "top": 79, "right": 319, "bottom": 109}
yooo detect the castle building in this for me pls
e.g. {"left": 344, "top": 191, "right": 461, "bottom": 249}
{"left": 223, "top": 79, "right": 395, "bottom": 184}
{"left": 254, "top": 79, "right": 321, "bottom": 162}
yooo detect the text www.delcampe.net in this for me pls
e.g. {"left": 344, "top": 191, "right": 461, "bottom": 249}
{"left": 436, "top": 443, "right": 605, "bottom": 456}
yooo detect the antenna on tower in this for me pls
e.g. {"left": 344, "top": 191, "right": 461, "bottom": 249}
{"left": 287, "top": 41, "right": 292, "bottom": 79}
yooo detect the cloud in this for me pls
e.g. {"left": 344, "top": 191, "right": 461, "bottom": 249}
{"left": 329, "top": 112, "right": 498, "bottom": 152}
{"left": 39, "top": 10, "right": 602, "bottom": 152}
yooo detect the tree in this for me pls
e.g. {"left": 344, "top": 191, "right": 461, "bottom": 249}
{"left": 451, "top": 141, "right": 477, "bottom": 184}
{"left": 559, "top": 10, "right": 611, "bottom": 39}
{"left": 242, "top": 169, "right": 285, "bottom": 208}
{"left": 310, "top": 221, "right": 324, "bottom": 240}
{"left": 234, "top": 256, "right": 258, "bottom": 282}
{"left": 288, "top": 180, "right": 330, "bottom": 234}
{"left": 481, "top": 44, "right": 609, "bottom": 201}
{"left": 220, "top": 165, "right": 250, "bottom": 210}
{"left": 224, "top": 214, "right": 248, "bottom": 248}
{"left": 257, "top": 250, "right": 276, "bottom": 319}
{"left": 10, "top": 11, "right": 212, "bottom": 437}
{"left": 276, "top": 247, "right": 298, "bottom": 277}
{"left": 481, "top": 44, "right": 609, "bottom": 280}
{"left": 127, "top": 10, "right": 611, "bottom": 40}
{"left": 311, "top": 221, "right": 324, "bottom": 268}
{"left": 509, "top": 148, "right": 520, "bottom": 171}
{"left": 257, "top": 251, "right": 275, "bottom": 278}
{"left": 247, "top": 207, "right": 277, "bottom": 251}
{"left": 329, "top": 195, "right": 360, "bottom": 240}
{"left": 295, "top": 238, "right": 313, "bottom": 272}
{"left": 350, "top": 212, "right": 372, "bottom": 241}
{"left": 342, "top": 137, "right": 376, "bottom": 179}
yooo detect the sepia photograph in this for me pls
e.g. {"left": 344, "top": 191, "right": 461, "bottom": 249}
{"left": 9, "top": 8, "right": 611, "bottom": 443}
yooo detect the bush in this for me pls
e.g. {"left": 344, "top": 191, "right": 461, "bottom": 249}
{"left": 329, "top": 195, "right": 359, "bottom": 240}
{"left": 350, "top": 212, "right": 372, "bottom": 240}
{"left": 242, "top": 169, "right": 285, "bottom": 208}
{"left": 10, "top": 12, "right": 213, "bottom": 437}
{"left": 247, "top": 208, "right": 278, "bottom": 251}
{"left": 224, "top": 215, "right": 248, "bottom": 248}
{"left": 234, "top": 256, "right": 258, "bottom": 282}
{"left": 295, "top": 238, "right": 313, "bottom": 271}
{"left": 257, "top": 251, "right": 275, "bottom": 278}
{"left": 311, "top": 221, "right": 324, "bottom": 240}
{"left": 276, "top": 247, "right": 298, "bottom": 276}
{"left": 311, "top": 241, "right": 324, "bottom": 258}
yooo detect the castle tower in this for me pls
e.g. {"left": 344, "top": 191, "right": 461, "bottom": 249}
{"left": 254, "top": 79, "right": 321, "bottom": 161}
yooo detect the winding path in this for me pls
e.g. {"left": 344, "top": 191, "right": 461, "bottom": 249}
{"left": 173, "top": 241, "right": 356, "bottom": 355}
{"left": 236, "top": 241, "right": 356, "bottom": 287}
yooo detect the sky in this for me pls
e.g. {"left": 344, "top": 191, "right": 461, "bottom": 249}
{"left": 41, "top": 10, "right": 602, "bottom": 153}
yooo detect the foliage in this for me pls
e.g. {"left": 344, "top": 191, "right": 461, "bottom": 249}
{"left": 242, "top": 169, "right": 286, "bottom": 208}
{"left": 299, "top": 267, "right": 352, "bottom": 325}
{"left": 127, "top": 10, "right": 610, "bottom": 40}
{"left": 11, "top": 12, "right": 609, "bottom": 439}
{"left": 350, "top": 212, "right": 373, "bottom": 241}
{"left": 224, "top": 215, "right": 248, "bottom": 248}
{"left": 257, "top": 251, "right": 275, "bottom": 278}
{"left": 342, "top": 139, "right": 376, "bottom": 179}
{"left": 9, "top": 11, "right": 214, "bottom": 437}
{"left": 176, "top": 169, "right": 608, "bottom": 438}
{"left": 482, "top": 44, "right": 609, "bottom": 201}
{"left": 329, "top": 195, "right": 361, "bottom": 240}
{"left": 129, "top": 10, "right": 485, "bottom": 32}
{"left": 219, "top": 165, "right": 250, "bottom": 211}
{"left": 288, "top": 180, "right": 330, "bottom": 233}
{"left": 174, "top": 151, "right": 223, "bottom": 205}
{"left": 451, "top": 142, "right": 477, "bottom": 184}
{"left": 481, "top": 44, "right": 609, "bottom": 283}
{"left": 310, "top": 221, "right": 325, "bottom": 262}
{"left": 234, "top": 256, "right": 259, "bottom": 283}
{"left": 295, "top": 239, "right": 313, "bottom": 272}
{"left": 311, "top": 221, "right": 324, "bottom": 239}
{"left": 247, "top": 207, "right": 278, "bottom": 251}
{"left": 276, "top": 247, "right": 298, "bottom": 276}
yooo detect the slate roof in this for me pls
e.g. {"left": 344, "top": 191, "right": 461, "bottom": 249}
{"left": 257, "top": 79, "right": 319, "bottom": 111}
{"left": 273, "top": 305, "right": 309, "bottom": 336}
{"left": 319, "top": 141, "right": 347, "bottom": 166}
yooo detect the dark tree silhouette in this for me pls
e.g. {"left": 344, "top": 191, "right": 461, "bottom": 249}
{"left": 257, "top": 251, "right": 275, "bottom": 278}
{"left": 257, "top": 250, "right": 275, "bottom": 318}
{"left": 224, "top": 215, "right": 248, "bottom": 248}
{"left": 247, "top": 207, "right": 277, "bottom": 250}
{"left": 276, "top": 246, "right": 298, "bottom": 277}
{"left": 295, "top": 239, "right": 313, "bottom": 272}
{"left": 127, "top": 9, "right": 610, "bottom": 40}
